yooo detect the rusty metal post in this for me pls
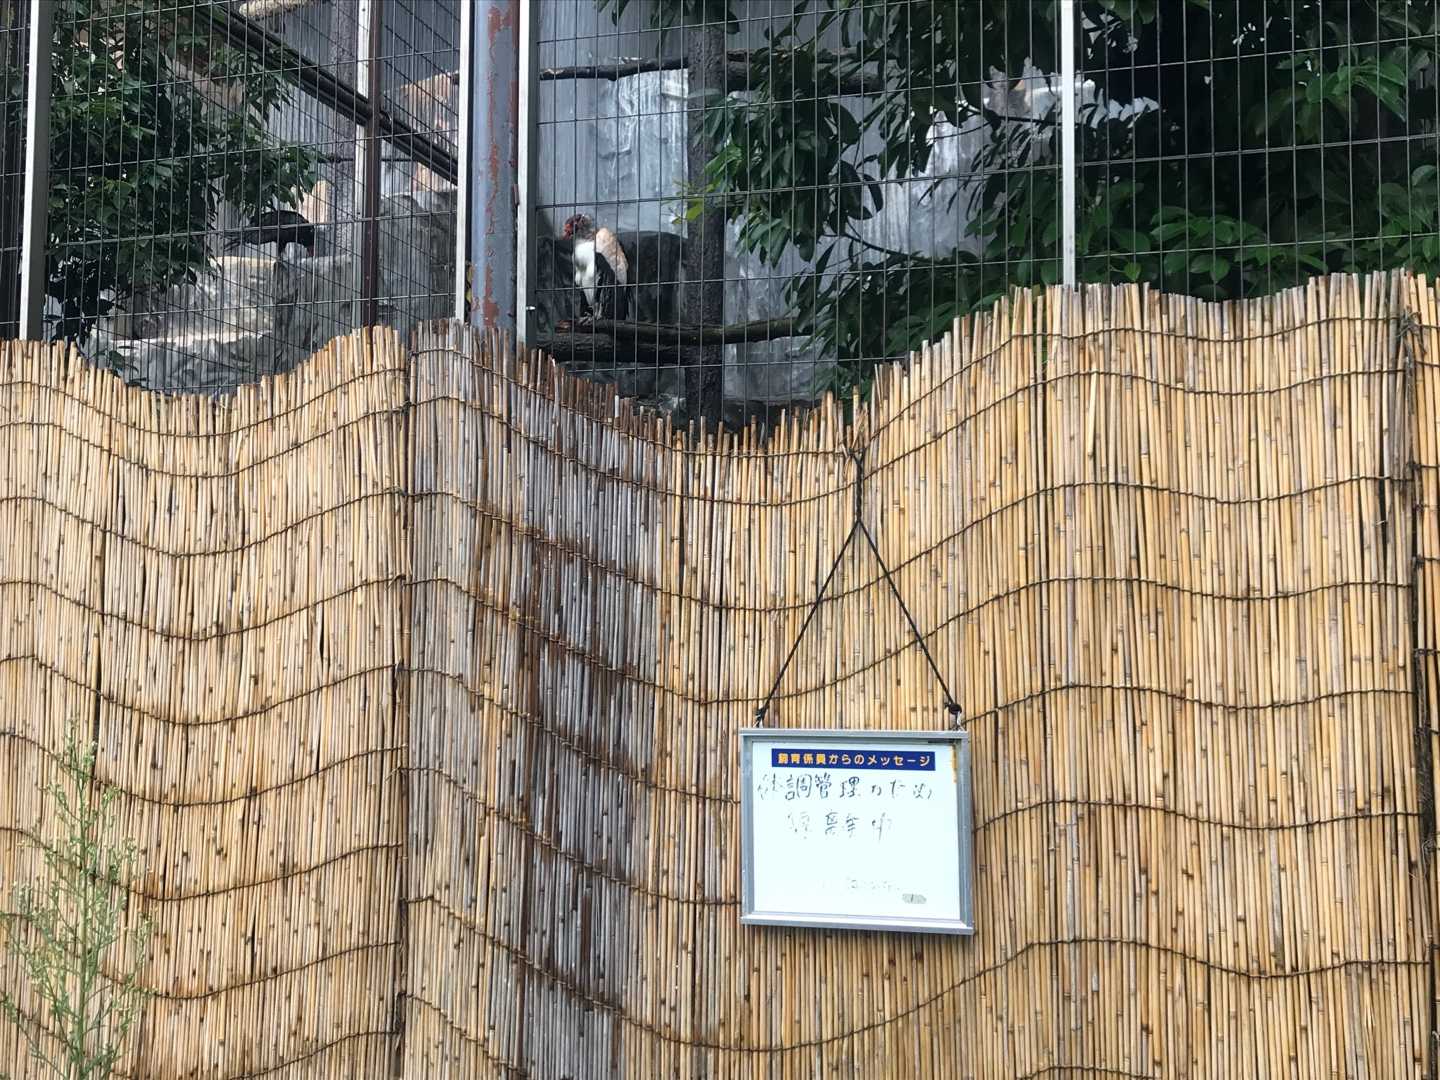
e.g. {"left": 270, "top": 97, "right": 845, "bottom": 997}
{"left": 465, "top": 0, "right": 520, "bottom": 332}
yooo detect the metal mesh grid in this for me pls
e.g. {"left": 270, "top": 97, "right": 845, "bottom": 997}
{"left": 528, "top": 0, "right": 1440, "bottom": 429}
{"left": 37, "top": 0, "right": 459, "bottom": 393}
{"left": 375, "top": 0, "right": 459, "bottom": 329}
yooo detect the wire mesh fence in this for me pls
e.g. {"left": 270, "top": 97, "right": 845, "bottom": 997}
{"left": 528, "top": 0, "right": 1440, "bottom": 429}
{"left": 25, "top": 0, "right": 460, "bottom": 393}
{"left": 0, "top": 1, "right": 1435, "bottom": 415}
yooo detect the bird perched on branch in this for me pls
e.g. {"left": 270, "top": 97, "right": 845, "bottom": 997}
{"left": 225, "top": 209, "right": 315, "bottom": 258}
{"left": 563, "top": 213, "right": 629, "bottom": 322}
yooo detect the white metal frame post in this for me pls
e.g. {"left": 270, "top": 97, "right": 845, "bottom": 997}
{"left": 1056, "top": 11, "right": 1081, "bottom": 1066}
{"left": 453, "top": 0, "right": 474, "bottom": 322}
{"left": 514, "top": 0, "right": 539, "bottom": 345}
{"left": 19, "top": 0, "right": 53, "bottom": 340}
{"left": 1054, "top": 0, "right": 1077, "bottom": 292}
{"left": 1059, "top": 0, "right": 1078, "bottom": 288}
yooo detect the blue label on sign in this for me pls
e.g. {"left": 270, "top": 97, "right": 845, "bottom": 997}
{"left": 770, "top": 748, "right": 936, "bottom": 771}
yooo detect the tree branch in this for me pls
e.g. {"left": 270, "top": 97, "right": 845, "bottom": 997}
{"left": 541, "top": 54, "right": 1055, "bottom": 131}
{"left": 535, "top": 333, "right": 687, "bottom": 368}
{"left": 571, "top": 318, "right": 806, "bottom": 345}
{"left": 539, "top": 50, "right": 880, "bottom": 96}
{"left": 539, "top": 57, "right": 690, "bottom": 81}
{"left": 535, "top": 318, "right": 809, "bottom": 370}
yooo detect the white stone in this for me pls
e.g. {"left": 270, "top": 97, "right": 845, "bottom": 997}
{"left": 91, "top": 192, "right": 455, "bottom": 394}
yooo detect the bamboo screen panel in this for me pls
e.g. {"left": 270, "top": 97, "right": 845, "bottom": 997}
{"left": 0, "top": 332, "right": 412, "bottom": 1078}
{"left": 1, "top": 274, "right": 1438, "bottom": 1078}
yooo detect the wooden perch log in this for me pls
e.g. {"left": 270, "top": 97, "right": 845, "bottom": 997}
{"left": 535, "top": 333, "right": 688, "bottom": 368}
{"left": 540, "top": 57, "right": 692, "bottom": 81}
{"left": 535, "top": 319, "right": 808, "bottom": 369}
{"left": 576, "top": 318, "right": 807, "bottom": 346}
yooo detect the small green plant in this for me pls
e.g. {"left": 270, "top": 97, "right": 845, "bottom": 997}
{"left": 1, "top": 734, "right": 152, "bottom": 1080}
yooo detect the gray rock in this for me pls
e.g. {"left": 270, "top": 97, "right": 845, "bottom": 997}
{"left": 86, "top": 192, "right": 455, "bottom": 395}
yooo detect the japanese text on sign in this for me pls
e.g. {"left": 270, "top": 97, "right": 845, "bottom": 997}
{"left": 740, "top": 730, "right": 974, "bottom": 934}
{"left": 771, "top": 748, "right": 934, "bottom": 770}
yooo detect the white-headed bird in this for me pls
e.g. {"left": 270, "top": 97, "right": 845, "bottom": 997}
{"left": 563, "top": 213, "right": 630, "bottom": 322}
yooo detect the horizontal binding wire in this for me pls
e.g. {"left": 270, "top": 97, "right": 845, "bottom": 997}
{"left": 865, "top": 293, "right": 1427, "bottom": 439}
{"left": 411, "top": 366, "right": 1414, "bottom": 508}
{"left": 445, "top": 290, "right": 1425, "bottom": 449}
{"left": 0, "top": 731, "right": 404, "bottom": 807}
{"left": 0, "top": 936, "right": 399, "bottom": 1002}
{"left": 0, "top": 823, "right": 401, "bottom": 902}
{"left": 0, "top": 354, "right": 407, "bottom": 437}
{"left": 0, "top": 647, "right": 1415, "bottom": 825}
{"left": 406, "top": 774, "right": 1423, "bottom": 908}
{"left": 5, "top": 739, "right": 1409, "bottom": 912}
{"left": 0, "top": 407, "right": 408, "bottom": 479}
{"left": 0, "top": 464, "right": 1412, "bottom": 581}
{"left": 0, "top": 572, "right": 406, "bottom": 637}
{"left": 2, "top": 1014, "right": 393, "bottom": 1080}
{"left": 0, "top": 655, "right": 396, "bottom": 726}
{"left": 405, "top": 911, "right": 1429, "bottom": 1054}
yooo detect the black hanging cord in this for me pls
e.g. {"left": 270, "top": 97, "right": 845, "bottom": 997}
{"left": 754, "top": 447, "right": 963, "bottom": 726}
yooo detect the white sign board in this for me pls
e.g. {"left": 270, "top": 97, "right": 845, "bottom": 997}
{"left": 739, "top": 729, "right": 974, "bottom": 934}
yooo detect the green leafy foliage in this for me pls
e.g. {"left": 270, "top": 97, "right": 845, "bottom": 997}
{"left": 1, "top": 733, "right": 152, "bottom": 1080}
{"left": 44, "top": 0, "right": 319, "bottom": 342}
{"left": 611, "top": 0, "right": 1439, "bottom": 396}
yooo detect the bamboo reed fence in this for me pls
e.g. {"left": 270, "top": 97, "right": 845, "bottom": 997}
{"left": 0, "top": 273, "right": 1436, "bottom": 1077}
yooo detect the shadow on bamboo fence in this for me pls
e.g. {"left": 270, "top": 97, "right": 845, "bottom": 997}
{"left": 0, "top": 272, "right": 1436, "bottom": 1077}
